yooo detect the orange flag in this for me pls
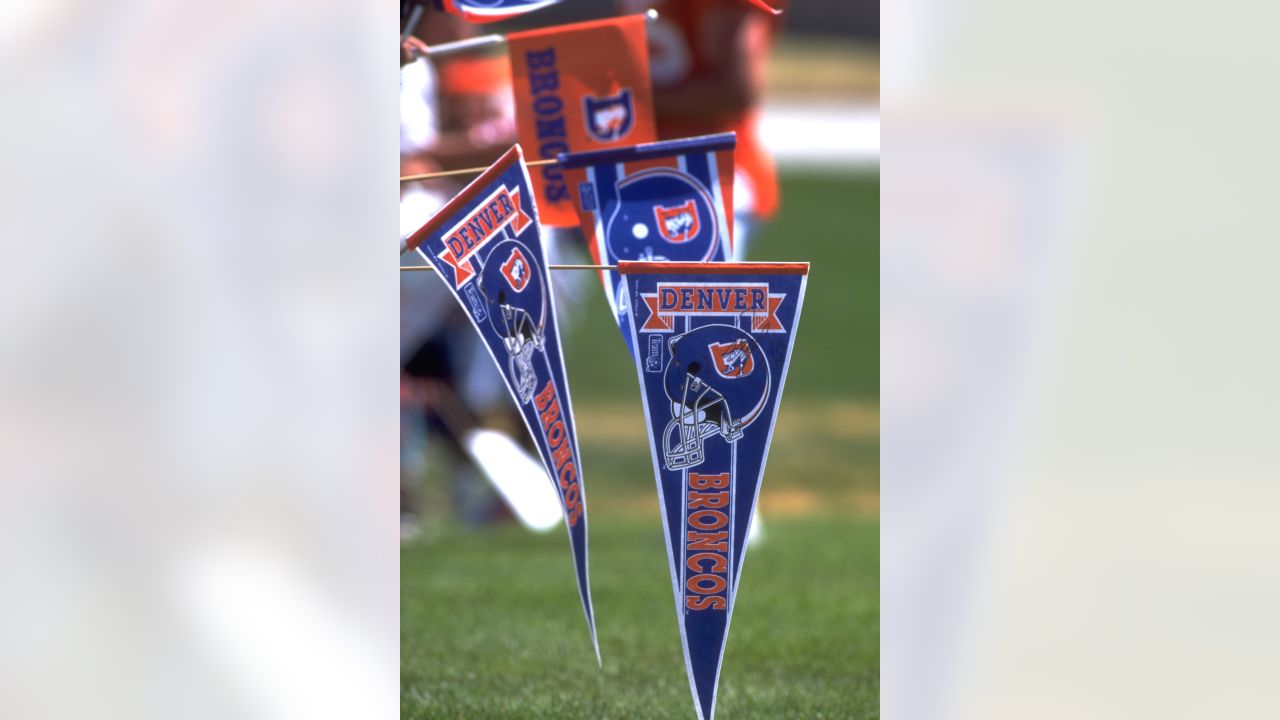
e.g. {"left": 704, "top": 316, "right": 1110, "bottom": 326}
{"left": 508, "top": 15, "right": 656, "bottom": 227}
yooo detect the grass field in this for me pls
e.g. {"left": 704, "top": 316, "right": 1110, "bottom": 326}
{"left": 402, "top": 171, "right": 880, "bottom": 718}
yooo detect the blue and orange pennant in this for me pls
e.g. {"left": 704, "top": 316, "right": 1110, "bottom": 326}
{"left": 618, "top": 261, "right": 808, "bottom": 720}
{"left": 507, "top": 15, "right": 656, "bottom": 227}
{"left": 403, "top": 145, "right": 599, "bottom": 662}
{"left": 560, "top": 133, "right": 737, "bottom": 359}
{"left": 439, "top": 0, "right": 561, "bottom": 24}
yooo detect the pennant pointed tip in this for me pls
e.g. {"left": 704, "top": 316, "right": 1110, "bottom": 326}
{"left": 589, "top": 623, "right": 602, "bottom": 667}
{"left": 695, "top": 668, "right": 718, "bottom": 720}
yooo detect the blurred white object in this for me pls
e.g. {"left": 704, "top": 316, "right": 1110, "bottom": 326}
{"left": 746, "top": 511, "right": 765, "bottom": 548}
{"left": 400, "top": 189, "right": 451, "bottom": 361}
{"left": 400, "top": 57, "right": 439, "bottom": 156}
{"left": 761, "top": 100, "right": 879, "bottom": 170}
{"left": 399, "top": 185, "right": 444, "bottom": 240}
{"left": 464, "top": 429, "right": 563, "bottom": 532}
{"left": 400, "top": 514, "right": 423, "bottom": 543}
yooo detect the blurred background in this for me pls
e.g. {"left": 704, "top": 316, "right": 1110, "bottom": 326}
{"left": 399, "top": 0, "right": 879, "bottom": 716}
{"left": 4, "top": 0, "right": 1276, "bottom": 717}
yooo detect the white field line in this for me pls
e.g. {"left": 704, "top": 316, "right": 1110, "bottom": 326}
{"left": 761, "top": 100, "right": 880, "bottom": 170}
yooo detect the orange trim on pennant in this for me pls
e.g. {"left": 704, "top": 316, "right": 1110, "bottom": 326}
{"left": 641, "top": 293, "right": 675, "bottom": 331}
{"left": 434, "top": 186, "right": 531, "bottom": 286}
{"left": 618, "top": 261, "right": 809, "bottom": 276}
{"left": 403, "top": 145, "right": 524, "bottom": 254}
{"left": 638, "top": 280, "right": 790, "bottom": 332}
{"left": 752, "top": 294, "right": 786, "bottom": 332}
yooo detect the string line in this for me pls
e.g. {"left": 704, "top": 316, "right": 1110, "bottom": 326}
{"left": 413, "top": 9, "right": 658, "bottom": 58}
{"left": 401, "top": 157, "right": 557, "bottom": 183}
{"left": 401, "top": 263, "right": 613, "bottom": 272}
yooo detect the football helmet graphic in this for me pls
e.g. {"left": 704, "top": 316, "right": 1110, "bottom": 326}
{"left": 477, "top": 240, "right": 547, "bottom": 404}
{"left": 662, "top": 324, "right": 770, "bottom": 470}
{"left": 604, "top": 168, "right": 721, "bottom": 263}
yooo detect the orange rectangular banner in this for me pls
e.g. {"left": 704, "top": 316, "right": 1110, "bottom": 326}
{"left": 508, "top": 15, "right": 656, "bottom": 227}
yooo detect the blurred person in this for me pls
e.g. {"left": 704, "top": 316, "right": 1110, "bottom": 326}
{"left": 618, "top": 0, "right": 784, "bottom": 260}
{"left": 403, "top": 3, "right": 516, "bottom": 172}
{"left": 401, "top": 3, "right": 448, "bottom": 539}
{"left": 418, "top": 10, "right": 596, "bottom": 335}
{"left": 400, "top": 5, "right": 525, "bottom": 537}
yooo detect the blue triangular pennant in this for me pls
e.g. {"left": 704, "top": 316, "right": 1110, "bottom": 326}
{"left": 618, "top": 260, "right": 809, "bottom": 719}
{"left": 560, "top": 133, "right": 737, "bottom": 359}
{"left": 404, "top": 145, "right": 599, "bottom": 662}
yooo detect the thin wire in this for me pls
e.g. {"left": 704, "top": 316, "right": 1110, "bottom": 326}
{"left": 415, "top": 9, "right": 658, "bottom": 58}
{"left": 422, "top": 33, "right": 505, "bottom": 57}
{"left": 401, "top": 264, "right": 614, "bottom": 272}
{"left": 401, "top": 157, "right": 557, "bottom": 183}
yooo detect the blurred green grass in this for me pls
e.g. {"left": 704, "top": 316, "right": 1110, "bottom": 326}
{"left": 403, "top": 518, "right": 878, "bottom": 719}
{"left": 403, "top": 171, "right": 880, "bottom": 718}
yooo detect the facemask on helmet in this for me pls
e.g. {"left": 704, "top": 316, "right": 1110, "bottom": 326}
{"left": 660, "top": 324, "right": 769, "bottom": 471}
{"left": 477, "top": 240, "right": 548, "bottom": 406}
{"left": 495, "top": 300, "right": 543, "bottom": 404}
{"left": 663, "top": 369, "right": 744, "bottom": 471}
